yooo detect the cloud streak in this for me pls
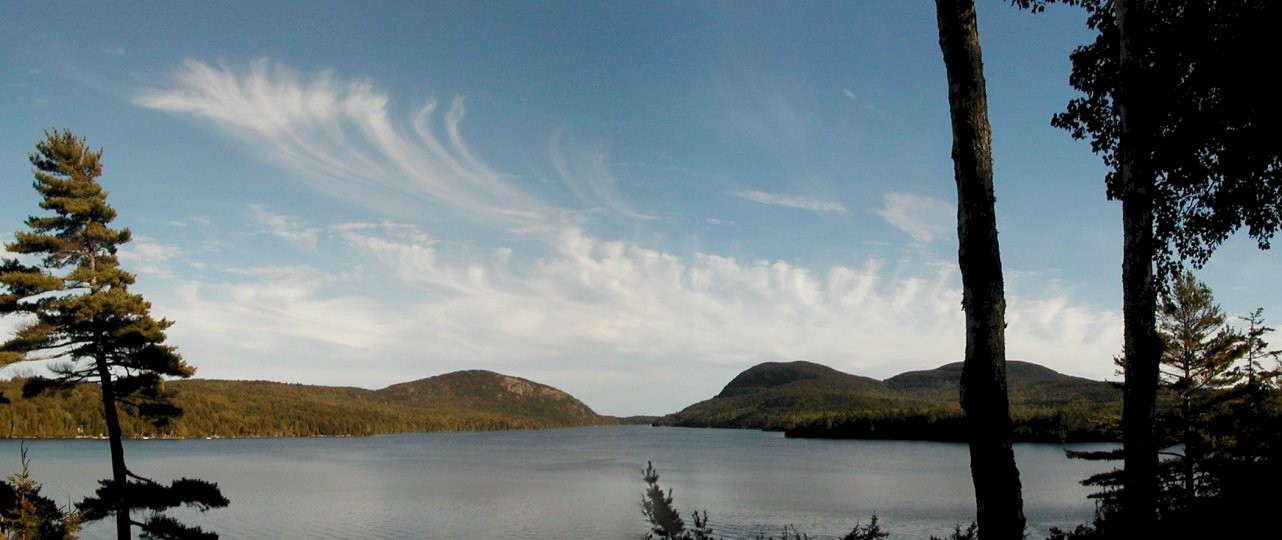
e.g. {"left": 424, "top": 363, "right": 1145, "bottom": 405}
{"left": 731, "top": 190, "right": 847, "bottom": 212}
{"left": 875, "top": 192, "right": 953, "bottom": 243}
{"left": 131, "top": 59, "right": 1123, "bottom": 415}
{"left": 550, "top": 130, "right": 657, "bottom": 221}
{"left": 136, "top": 59, "right": 546, "bottom": 226}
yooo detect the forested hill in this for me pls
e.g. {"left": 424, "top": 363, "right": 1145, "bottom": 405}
{"left": 655, "top": 360, "right": 1122, "bottom": 442}
{"left": 0, "top": 370, "right": 613, "bottom": 439}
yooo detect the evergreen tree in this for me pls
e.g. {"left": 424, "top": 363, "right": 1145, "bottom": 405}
{"left": 1062, "top": 279, "right": 1281, "bottom": 537}
{"left": 1045, "top": 0, "right": 1282, "bottom": 532}
{"left": 0, "top": 130, "right": 227, "bottom": 539}
{"left": 0, "top": 445, "right": 81, "bottom": 540}
{"left": 1155, "top": 272, "right": 1243, "bottom": 511}
{"left": 1236, "top": 308, "right": 1280, "bottom": 390}
{"left": 1206, "top": 308, "right": 1282, "bottom": 534}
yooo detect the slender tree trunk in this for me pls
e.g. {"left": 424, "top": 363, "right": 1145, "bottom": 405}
{"left": 1115, "top": 0, "right": 1161, "bottom": 534}
{"left": 97, "top": 358, "right": 132, "bottom": 540}
{"left": 89, "top": 246, "right": 131, "bottom": 539}
{"left": 1182, "top": 394, "right": 1194, "bottom": 502}
{"left": 934, "top": 1, "right": 1025, "bottom": 537}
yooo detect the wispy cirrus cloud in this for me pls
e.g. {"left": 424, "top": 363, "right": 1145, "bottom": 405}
{"left": 731, "top": 190, "right": 847, "bottom": 212}
{"left": 250, "top": 205, "right": 320, "bottom": 249}
{"left": 875, "top": 192, "right": 953, "bottom": 243}
{"left": 841, "top": 88, "right": 878, "bottom": 113}
{"left": 550, "top": 129, "right": 658, "bottom": 221}
{"left": 135, "top": 59, "right": 546, "bottom": 226}
{"left": 129, "top": 59, "right": 1123, "bottom": 415}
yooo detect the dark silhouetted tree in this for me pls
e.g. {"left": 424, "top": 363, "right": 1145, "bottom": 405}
{"left": 934, "top": 1, "right": 1025, "bottom": 537}
{"left": 1063, "top": 283, "right": 1282, "bottom": 537}
{"left": 640, "top": 462, "right": 712, "bottom": 540}
{"left": 1046, "top": 0, "right": 1282, "bottom": 533}
{"left": 0, "top": 130, "right": 227, "bottom": 539}
{"left": 1155, "top": 272, "right": 1243, "bottom": 510}
{"left": 0, "top": 445, "right": 82, "bottom": 539}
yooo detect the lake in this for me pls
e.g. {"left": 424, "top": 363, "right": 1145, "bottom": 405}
{"left": 0, "top": 426, "right": 1111, "bottom": 539}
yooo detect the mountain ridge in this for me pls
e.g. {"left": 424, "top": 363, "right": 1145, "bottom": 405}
{"left": 656, "top": 360, "right": 1122, "bottom": 441}
{"left": 0, "top": 370, "right": 613, "bottom": 439}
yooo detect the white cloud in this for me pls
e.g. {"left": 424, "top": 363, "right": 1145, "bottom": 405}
{"left": 842, "top": 87, "right": 878, "bottom": 113}
{"left": 875, "top": 192, "right": 954, "bottom": 243}
{"left": 250, "top": 205, "right": 320, "bottom": 249}
{"left": 550, "top": 130, "right": 657, "bottom": 221}
{"left": 731, "top": 190, "right": 847, "bottom": 212}
{"left": 136, "top": 59, "right": 547, "bottom": 226}
{"left": 130, "top": 59, "right": 1123, "bottom": 415}
{"left": 119, "top": 238, "right": 185, "bottom": 278}
{"left": 103, "top": 46, "right": 127, "bottom": 56}
{"left": 152, "top": 215, "right": 1121, "bottom": 414}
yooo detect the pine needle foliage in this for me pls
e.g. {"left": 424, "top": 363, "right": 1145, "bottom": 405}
{"left": 0, "top": 445, "right": 81, "bottom": 540}
{"left": 0, "top": 130, "right": 225, "bottom": 539}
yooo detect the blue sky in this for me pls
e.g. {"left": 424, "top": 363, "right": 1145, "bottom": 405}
{"left": 2, "top": 1, "right": 1278, "bottom": 416}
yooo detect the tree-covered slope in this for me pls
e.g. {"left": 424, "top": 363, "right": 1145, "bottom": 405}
{"left": 0, "top": 371, "right": 614, "bottom": 439}
{"left": 654, "top": 361, "right": 927, "bottom": 429}
{"left": 657, "top": 360, "right": 1122, "bottom": 440}
{"left": 887, "top": 360, "right": 1122, "bottom": 410}
{"left": 375, "top": 370, "right": 603, "bottom": 427}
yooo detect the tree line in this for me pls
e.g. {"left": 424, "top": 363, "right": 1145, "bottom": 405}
{"left": 6, "top": 0, "right": 1282, "bottom": 538}
{"left": 939, "top": 0, "right": 1282, "bottom": 537}
{"left": 1, "top": 131, "right": 226, "bottom": 539}
{"left": 640, "top": 272, "right": 1282, "bottom": 536}
{"left": 0, "top": 378, "right": 610, "bottom": 439}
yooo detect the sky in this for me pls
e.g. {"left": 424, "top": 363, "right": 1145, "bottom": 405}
{"left": 2, "top": 1, "right": 1279, "bottom": 416}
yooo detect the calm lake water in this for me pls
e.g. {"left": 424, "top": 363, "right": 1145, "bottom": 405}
{"left": 0, "top": 426, "right": 1111, "bottom": 539}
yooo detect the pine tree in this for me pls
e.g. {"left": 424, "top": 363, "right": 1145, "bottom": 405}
{"left": 1155, "top": 272, "right": 1243, "bottom": 511}
{"left": 0, "top": 445, "right": 82, "bottom": 540}
{"left": 1047, "top": 0, "right": 1282, "bottom": 531}
{"left": 0, "top": 130, "right": 227, "bottom": 539}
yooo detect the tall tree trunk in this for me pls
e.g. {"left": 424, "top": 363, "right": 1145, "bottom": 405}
{"left": 1115, "top": 0, "right": 1161, "bottom": 534}
{"left": 934, "top": 1, "right": 1025, "bottom": 538}
{"left": 97, "top": 359, "right": 132, "bottom": 540}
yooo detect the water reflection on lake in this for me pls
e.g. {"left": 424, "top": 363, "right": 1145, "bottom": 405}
{"left": 0, "top": 426, "right": 1112, "bottom": 539}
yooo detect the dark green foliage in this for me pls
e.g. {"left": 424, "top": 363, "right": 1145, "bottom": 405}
{"left": 839, "top": 515, "right": 889, "bottom": 540}
{"left": 0, "top": 131, "right": 222, "bottom": 538}
{"left": 78, "top": 475, "right": 226, "bottom": 540}
{"left": 0, "top": 371, "right": 613, "bottom": 439}
{"left": 1057, "top": 279, "right": 1282, "bottom": 537}
{"left": 614, "top": 415, "right": 662, "bottom": 425}
{"left": 1052, "top": 0, "right": 1282, "bottom": 279}
{"left": 927, "top": 522, "right": 977, "bottom": 540}
{"left": 1044, "top": 523, "right": 1104, "bottom": 540}
{"left": 1154, "top": 272, "right": 1245, "bottom": 505}
{"left": 1042, "top": 1, "right": 1282, "bottom": 531}
{"left": 135, "top": 516, "right": 213, "bottom": 540}
{"left": 660, "top": 360, "right": 1121, "bottom": 442}
{"left": 1, "top": 131, "right": 192, "bottom": 423}
{"left": 714, "top": 362, "right": 887, "bottom": 399}
{"left": 376, "top": 370, "right": 603, "bottom": 427}
{"left": 640, "top": 461, "right": 712, "bottom": 540}
{"left": 0, "top": 446, "right": 81, "bottom": 539}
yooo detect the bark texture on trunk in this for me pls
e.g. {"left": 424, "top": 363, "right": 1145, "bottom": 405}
{"left": 934, "top": 1, "right": 1025, "bottom": 538}
{"left": 97, "top": 359, "right": 132, "bottom": 540}
{"left": 1115, "top": 0, "right": 1161, "bottom": 534}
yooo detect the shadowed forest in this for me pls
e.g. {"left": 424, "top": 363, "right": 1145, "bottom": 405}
{"left": 3, "top": 0, "right": 1282, "bottom": 539}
